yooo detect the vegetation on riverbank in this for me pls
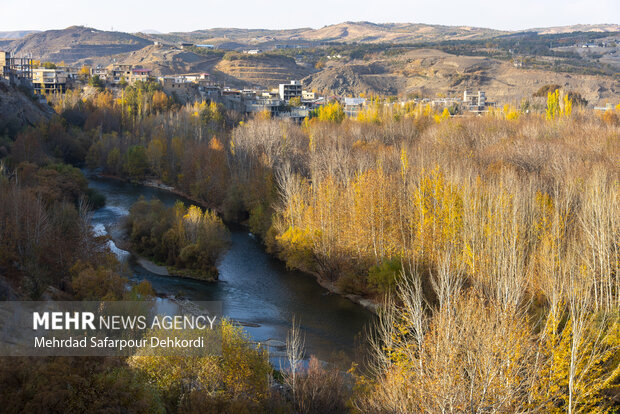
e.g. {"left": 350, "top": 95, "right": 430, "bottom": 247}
{"left": 1, "top": 81, "right": 618, "bottom": 412}
{"left": 124, "top": 198, "right": 230, "bottom": 281}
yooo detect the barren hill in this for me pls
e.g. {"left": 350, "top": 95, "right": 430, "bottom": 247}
{"left": 8, "top": 26, "right": 151, "bottom": 62}
{"left": 214, "top": 54, "right": 311, "bottom": 87}
{"left": 304, "top": 49, "right": 619, "bottom": 105}
{"left": 150, "top": 22, "right": 503, "bottom": 46}
{"left": 75, "top": 45, "right": 219, "bottom": 74}
{"left": 295, "top": 22, "right": 503, "bottom": 43}
{"left": 3, "top": 23, "right": 618, "bottom": 106}
{"left": 159, "top": 27, "right": 311, "bottom": 45}
{"left": 76, "top": 46, "right": 311, "bottom": 88}
{"left": 528, "top": 24, "right": 620, "bottom": 35}
{"left": 0, "top": 30, "right": 40, "bottom": 40}
{"left": 152, "top": 22, "right": 620, "bottom": 46}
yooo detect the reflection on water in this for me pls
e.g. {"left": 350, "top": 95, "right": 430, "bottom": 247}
{"left": 88, "top": 176, "right": 374, "bottom": 363}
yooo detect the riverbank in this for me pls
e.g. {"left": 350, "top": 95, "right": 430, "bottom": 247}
{"left": 96, "top": 173, "right": 222, "bottom": 214}
{"left": 312, "top": 276, "right": 379, "bottom": 313}
{"left": 117, "top": 236, "right": 218, "bottom": 282}
{"left": 91, "top": 172, "right": 379, "bottom": 313}
{"left": 88, "top": 175, "right": 373, "bottom": 362}
{"left": 96, "top": 196, "right": 220, "bottom": 283}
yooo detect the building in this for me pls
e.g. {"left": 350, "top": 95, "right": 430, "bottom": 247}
{"left": 594, "top": 103, "right": 615, "bottom": 112}
{"left": 178, "top": 73, "right": 211, "bottom": 84}
{"left": 129, "top": 68, "right": 152, "bottom": 83}
{"left": 159, "top": 75, "right": 199, "bottom": 102}
{"left": 32, "top": 67, "right": 67, "bottom": 94}
{"left": 245, "top": 98, "right": 284, "bottom": 117}
{"left": 109, "top": 64, "right": 133, "bottom": 84}
{"left": 160, "top": 75, "right": 194, "bottom": 91}
{"left": 243, "top": 49, "right": 262, "bottom": 55}
{"left": 0, "top": 51, "right": 33, "bottom": 85}
{"left": 302, "top": 90, "right": 316, "bottom": 100}
{"left": 62, "top": 66, "right": 80, "bottom": 81}
{"left": 278, "top": 80, "right": 302, "bottom": 101}
{"left": 344, "top": 97, "right": 366, "bottom": 117}
{"left": 91, "top": 65, "right": 109, "bottom": 81}
{"left": 157, "top": 73, "right": 220, "bottom": 103}
{"left": 463, "top": 90, "right": 489, "bottom": 111}
{"left": 281, "top": 107, "right": 310, "bottom": 123}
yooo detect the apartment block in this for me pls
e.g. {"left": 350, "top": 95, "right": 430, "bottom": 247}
{"left": 0, "top": 51, "right": 33, "bottom": 85}
{"left": 278, "top": 80, "right": 302, "bottom": 101}
{"left": 32, "top": 67, "right": 67, "bottom": 94}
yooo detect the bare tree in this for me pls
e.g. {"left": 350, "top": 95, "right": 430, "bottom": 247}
{"left": 282, "top": 315, "right": 305, "bottom": 405}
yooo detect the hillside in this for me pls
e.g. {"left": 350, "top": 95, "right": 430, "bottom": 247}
{"left": 3, "top": 23, "right": 618, "bottom": 106}
{"left": 75, "top": 45, "right": 219, "bottom": 74}
{"left": 528, "top": 24, "right": 620, "bottom": 35}
{"left": 149, "top": 22, "right": 502, "bottom": 46}
{"left": 155, "top": 27, "right": 311, "bottom": 45}
{"left": 304, "top": 49, "right": 619, "bottom": 105}
{"left": 295, "top": 22, "right": 503, "bottom": 43}
{"left": 0, "top": 81, "right": 53, "bottom": 136}
{"left": 70, "top": 41, "right": 620, "bottom": 105}
{"left": 151, "top": 22, "right": 620, "bottom": 46}
{"left": 74, "top": 45, "right": 310, "bottom": 88}
{"left": 214, "top": 53, "right": 312, "bottom": 87}
{"left": 8, "top": 26, "right": 151, "bottom": 63}
{"left": 0, "top": 30, "right": 40, "bottom": 40}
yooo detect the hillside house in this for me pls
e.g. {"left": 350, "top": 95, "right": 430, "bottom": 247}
{"left": 278, "top": 80, "right": 302, "bottom": 101}
{"left": 344, "top": 97, "right": 366, "bottom": 117}
{"left": 302, "top": 90, "right": 316, "bottom": 100}
{"left": 0, "top": 51, "right": 33, "bottom": 86}
{"left": 129, "top": 68, "right": 152, "bottom": 83}
{"left": 109, "top": 64, "right": 133, "bottom": 84}
{"left": 91, "top": 66, "right": 109, "bottom": 81}
{"left": 32, "top": 67, "right": 67, "bottom": 94}
{"left": 462, "top": 90, "right": 493, "bottom": 112}
{"left": 245, "top": 98, "right": 284, "bottom": 117}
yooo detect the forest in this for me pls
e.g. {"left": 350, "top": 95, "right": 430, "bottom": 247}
{"left": 0, "top": 80, "right": 618, "bottom": 412}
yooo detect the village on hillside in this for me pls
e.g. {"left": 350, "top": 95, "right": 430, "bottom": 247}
{"left": 2, "top": 48, "right": 558, "bottom": 122}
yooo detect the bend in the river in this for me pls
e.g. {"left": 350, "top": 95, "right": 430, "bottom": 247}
{"left": 87, "top": 175, "right": 374, "bottom": 364}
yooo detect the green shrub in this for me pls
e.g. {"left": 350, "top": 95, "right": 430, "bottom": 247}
{"left": 367, "top": 258, "right": 402, "bottom": 295}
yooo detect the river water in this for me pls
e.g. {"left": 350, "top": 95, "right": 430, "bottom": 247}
{"left": 87, "top": 176, "right": 373, "bottom": 363}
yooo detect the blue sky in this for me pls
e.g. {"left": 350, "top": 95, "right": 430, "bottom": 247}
{"left": 0, "top": 0, "right": 617, "bottom": 33}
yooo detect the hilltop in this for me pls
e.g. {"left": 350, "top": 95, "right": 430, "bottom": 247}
{"left": 528, "top": 24, "right": 620, "bottom": 35}
{"left": 150, "top": 22, "right": 620, "bottom": 46}
{"left": 147, "top": 22, "right": 503, "bottom": 46}
{"left": 0, "top": 30, "right": 40, "bottom": 40}
{"left": 8, "top": 26, "right": 151, "bottom": 63}
{"left": 295, "top": 22, "right": 503, "bottom": 43}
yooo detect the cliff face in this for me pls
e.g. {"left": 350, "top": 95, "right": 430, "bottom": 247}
{"left": 0, "top": 81, "right": 54, "bottom": 137}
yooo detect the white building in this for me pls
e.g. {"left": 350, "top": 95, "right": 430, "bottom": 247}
{"left": 278, "top": 80, "right": 302, "bottom": 101}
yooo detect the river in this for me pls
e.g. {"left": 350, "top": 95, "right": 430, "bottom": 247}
{"left": 87, "top": 176, "right": 374, "bottom": 364}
